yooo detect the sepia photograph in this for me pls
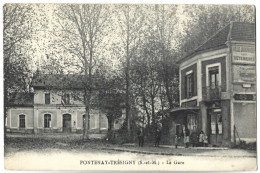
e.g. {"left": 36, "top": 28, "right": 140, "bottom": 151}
{"left": 3, "top": 3, "right": 257, "bottom": 171}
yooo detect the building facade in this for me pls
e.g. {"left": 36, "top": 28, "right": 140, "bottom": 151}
{"left": 168, "top": 22, "right": 256, "bottom": 147}
{"left": 6, "top": 74, "right": 125, "bottom": 138}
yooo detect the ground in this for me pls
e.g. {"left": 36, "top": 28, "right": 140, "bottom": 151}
{"left": 4, "top": 133, "right": 257, "bottom": 171}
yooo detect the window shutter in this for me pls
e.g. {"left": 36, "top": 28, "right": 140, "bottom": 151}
{"left": 191, "top": 73, "right": 194, "bottom": 96}
{"left": 184, "top": 75, "right": 187, "bottom": 98}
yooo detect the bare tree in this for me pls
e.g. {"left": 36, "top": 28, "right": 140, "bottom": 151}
{"left": 116, "top": 5, "right": 145, "bottom": 139}
{"left": 153, "top": 5, "right": 179, "bottom": 109}
{"left": 53, "top": 4, "right": 111, "bottom": 138}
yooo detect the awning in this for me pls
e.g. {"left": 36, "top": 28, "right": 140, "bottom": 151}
{"left": 169, "top": 107, "right": 199, "bottom": 114}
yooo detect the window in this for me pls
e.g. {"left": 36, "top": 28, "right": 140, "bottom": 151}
{"left": 44, "top": 114, "right": 51, "bottom": 128}
{"left": 19, "top": 115, "right": 25, "bottom": 128}
{"left": 210, "top": 113, "right": 222, "bottom": 135}
{"left": 61, "top": 94, "right": 70, "bottom": 105}
{"left": 209, "top": 67, "right": 219, "bottom": 89}
{"left": 45, "top": 93, "right": 50, "bottom": 104}
{"left": 185, "top": 72, "right": 194, "bottom": 98}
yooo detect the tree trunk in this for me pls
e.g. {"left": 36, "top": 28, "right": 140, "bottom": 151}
{"left": 125, "top": 5, "right": 131, "bottom": 139}
{"left": 151, "top": 95, "right": 155, "bottom": 124}
{"left": 4, "top": 89, "right": 8, "bottom": 140}
{"left": 83, "top": 88, "right": 90, "bottom": 139}
{"left": 142, "top": 92, "right": 150, "bottom": 127}
{"left": 107, "top": 114, "right": 115, "bottom": 141}
{"left": 164, "top": 77, "right": 174, "bottom": 109}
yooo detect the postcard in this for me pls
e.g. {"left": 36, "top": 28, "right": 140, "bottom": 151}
{"left": 3, "top": 3, "right": 256, "bottom": 171}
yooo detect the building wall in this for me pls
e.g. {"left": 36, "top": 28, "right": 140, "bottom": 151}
{"left": 31, "top": 89, "right": 110, "bottom": 134}
{"left": 6, "top": 107, "right": 34, "bottom": 133}
{"left": 233, "top": 102, "right": 256, "bottom": 142}
{"left": 34, "top": 89, "right": 84, "bottom": 105}
{"left": 221, "top": 100, "right": 231, "bottom": 146}
{"left": 7, "top": 104, "right": 109, "bottom": 135}
{"left": 230, "top": 42, "right": 256, "bottom": 143}
{"left": 34, "top": 106, "right": 108, "bottom": 133}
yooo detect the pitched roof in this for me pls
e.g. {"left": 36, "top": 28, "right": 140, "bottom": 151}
{"left": 230, "top": 22, "right": 255, "bottom": 42}
{"left": 179, "top": 22, "right": 255, "bottom": 63}
{"left": 31, "top": 74, "right": 86, "bottom": 89}
{"left": 195, "top": 24, "right": 231, "bottom": 53}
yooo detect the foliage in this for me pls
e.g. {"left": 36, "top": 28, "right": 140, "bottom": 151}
{"left": 4, "top": 4, "right": 35, "bottom": 95}
{"left": 178, "top": 5, "right": 255, "bottom": 58}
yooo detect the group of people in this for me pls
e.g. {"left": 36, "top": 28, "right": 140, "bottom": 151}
{"left": 136, "top": 128, "right": 162, "bottom": 147}
{"left": 175, "top": 129, "right": 208, "bottom": 148}
{"left": 137, "top": 127, "right": 209, "bottom": 148}
{"left": 198, "top": 130, "right": 208, "bottom": 147}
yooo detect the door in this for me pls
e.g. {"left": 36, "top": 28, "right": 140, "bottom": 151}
{"left": 207, "top": 109, "right": 223, "bottom": 146}
{"left": 63, "top": 114, "right": 71, "bottom": 133}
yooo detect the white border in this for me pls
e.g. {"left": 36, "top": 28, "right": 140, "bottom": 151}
{"left": 1, "top": 1, "right": 259, "bottom": 173}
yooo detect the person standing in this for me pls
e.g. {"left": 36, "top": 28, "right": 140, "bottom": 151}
{"left": 199, "top": 130, "right": 204, "bottom": 147}
{"left": 139, "top": 128, "right": 144, "bottom": 147}
{"left": 137, "top": 128, "right": 144, "bottom": 147}
{"left": 184, "top": 128, "right": 190, "bottom": 148}
{"left": 175, "top": 134, "right": 179, "bottom": 148}
{"left": 155, "top": 128, "right": 161, "bottom": 147}
{"left": 203, "top": 134, "right": 208, "bottom": 147}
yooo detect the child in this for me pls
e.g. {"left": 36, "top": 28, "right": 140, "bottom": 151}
{"left": 203, "top": 134, "right": 208, "bottom": 147}
{"left": 199, "top": 130, "right": 204, "bottom": 147}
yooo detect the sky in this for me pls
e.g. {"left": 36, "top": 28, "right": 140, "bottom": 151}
{"left": 17, "top": 4, "right": 204, "bottom": 77}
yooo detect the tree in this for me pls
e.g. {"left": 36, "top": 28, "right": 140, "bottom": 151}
{"left": 53, "top": 4, "right": 112, "bottom": 138}
{"left": 116, "top": 5, "right": 145, "bottom": 139}
{"left": 153, "top": 5, "right": 179, "bottom": 109}
{"left": 97, "top": 75, "right": 125, "bottom": 141}
{"left": 130, "top": 5, "right": 180, "bottom": 140}
{"left": 4, "top": 4, "right": 35, "bottom": 138}
{"left": 178, "top": 5, "right": 255, "bottom": 57}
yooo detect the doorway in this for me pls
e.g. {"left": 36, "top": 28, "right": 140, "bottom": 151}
{"left": 63, "top": 114, "right": 71, "bottom": 133}
{"left": 207, "top": 109, "right": 223, "bottom": 146}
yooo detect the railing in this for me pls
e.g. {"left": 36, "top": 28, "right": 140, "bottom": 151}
{"left": 202, "top": 86, "right": 221, "bottom": 101}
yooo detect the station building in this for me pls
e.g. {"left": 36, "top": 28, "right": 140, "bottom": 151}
{"left": 5, "top": 74, "right": 125, "bottom": 139}
{"left": 168, "top": 22, "right": 256, "bottom": 147}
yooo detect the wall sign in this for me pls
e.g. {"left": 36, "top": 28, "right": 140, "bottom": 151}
{"left": 233, "top": 65, "right": 256, "bottom": 83}
{"left": 232, "top": 46, "right": 255, "bottom": 64}
{"left": 234, "top": 94, "right": 256, "bottom": 101}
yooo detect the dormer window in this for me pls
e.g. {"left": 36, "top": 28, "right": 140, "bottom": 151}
{"left": 45, "top": 93, "right": 50, "bottom": 104}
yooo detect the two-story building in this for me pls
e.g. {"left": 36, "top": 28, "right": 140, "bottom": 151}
{"left": 168, "top": 22, "right": 256, "bottom": 147}
{"left": 5, "top": 74, "right": 125, "bottom": 138}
